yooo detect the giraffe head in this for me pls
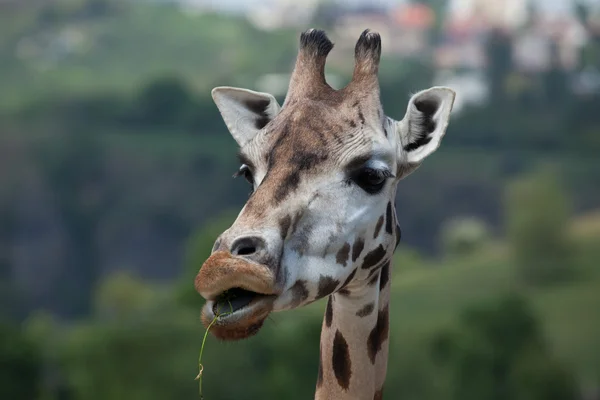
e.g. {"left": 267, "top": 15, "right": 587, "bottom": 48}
{"left": 195, "top": 29, "right": 455, "bottom": 340}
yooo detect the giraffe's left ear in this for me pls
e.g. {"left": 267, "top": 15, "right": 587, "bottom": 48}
{"left": 212, "top": 87, "right": 281, "bottom": 147}
{"left": 396, "top": 87, "right": 456, "bottom": 164}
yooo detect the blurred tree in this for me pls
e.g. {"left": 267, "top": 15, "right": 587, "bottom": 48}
{"left": 24, "top": 312, "right": 75, "bottom": 400}
{"left": 0, "top": 203, "right": 19, "bottom": 319}
{"left": 81, "top": 0, "right": 116, "bottom": 17}
{"left": 134, "top": 76, "right": 196, "bottom": 127}
{"left": 485, "top": 29, "right": 513, "bottom": 105}
{"left": 430, "top": 294, "right": 579, "bottom": 400}
{"left": 440, "top": 216, "right": 491, "bottom": 258}
{"left": 59, "top": 312, "right": 200, "bottom": 400}
{"left": 93, "top": 271, "right": 161, "bottom": 321}
{"left": 543, "top": 41, "right": 569, "bottom": 108}
{"left": 35, "top": 130, "right": 113, "bottom": 317}
{"left": 505, "top": 167, "right": 574, "bottom": 286}
{"left": 0, "top": 322, "right": 42, "bottom": 400}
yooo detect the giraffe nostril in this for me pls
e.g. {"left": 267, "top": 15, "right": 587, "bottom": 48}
{"left": 230, "top": 236, "right": 265, "bottom": 257}
{"left": 236, "top": 245, "right": 256, "bottom": 256}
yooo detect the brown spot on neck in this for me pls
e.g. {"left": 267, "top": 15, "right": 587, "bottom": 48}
{"left": 367, "top": 305, "right": 389, "bottom": 364}
{"left": 332, "top": 330, "right": 352, "bottom": 390}
{"left": 325, "top": 296, "right": 333, "bottom": 327}
{"left": 379, "top": 262, "right": 390, "bottom": 291}
{"left": 356, "top": 302, "right": 375, "bottom": 317}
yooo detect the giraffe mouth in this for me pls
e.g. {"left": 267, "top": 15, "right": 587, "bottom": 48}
{"left": 196, "top": 251, "right": 280, "bottom": 340}
{"left": 212, "top": 287, "right": 265, "bottom": 315}
{"left": 201, "top": 287, "right": 276, "bottom": 341}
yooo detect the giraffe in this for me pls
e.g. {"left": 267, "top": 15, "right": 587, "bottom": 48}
{"left": 195, "top": 29, "right": 455, "bottom": 399}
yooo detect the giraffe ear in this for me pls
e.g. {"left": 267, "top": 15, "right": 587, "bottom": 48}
{"left": 211, "top": 86, "right": 281, "bottom": 147}
{"left": 396, "top": 87, "right": 455, "bottom": 164}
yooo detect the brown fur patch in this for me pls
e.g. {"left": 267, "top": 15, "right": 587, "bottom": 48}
{"left": 325, "top": 296, "right": 333, "bottom": 327}
{"left": 332, "top": 330, "right": 352, "bottom": 390}
{"left": 395, "top": 223, "right": 402, "bottom": 249}
{"left": 379, "top": 261, "right": 390, "bottom": 291}
{"left": 336, "top": 242, "right": 351, "bottom": 267}
{"left": 373, "top": 215, "right": 384, "bottom": 238}
{"left": 289, "top": 280, "right": 309, "bottom": 307}
{"left": 317, "top": 275, "right": 340, "bottom": 298}
{"left": 367, "top": 305, "right": 390, "bottom": 364}
{"left": 279, "top": 214, "right": 292, "bottom": 240}
{"left": 385, "top": 202, "right": 393, "bottom": 234}
{"left": 356, "top": 302, "right": 375, "bottom": 317}
{"left": 273, "top": 169, "right": 301, "bottom": 204}
{"left": 352, "top": 238, "right": 365, "bottom": 262}
{"left": 292, "top": 220, "right": 315, "bottom": 256}
{"left": 361, "top": 245, "right": 387, "bottom": 269}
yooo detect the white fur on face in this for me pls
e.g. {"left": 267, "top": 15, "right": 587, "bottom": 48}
{"left": 271, "top": 141, "right": 399, "bottom": 311}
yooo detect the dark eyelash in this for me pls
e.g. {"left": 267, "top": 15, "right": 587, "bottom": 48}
{"left": 349, "top": 166, "right": 393, "bottom": 195}
{"left": 374, "top": 168, "right": 393, "bottom": 179}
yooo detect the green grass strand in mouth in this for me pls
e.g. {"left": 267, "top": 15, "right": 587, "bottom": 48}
{"left": 196, "top": 295, "right": 234, "bottom": 399}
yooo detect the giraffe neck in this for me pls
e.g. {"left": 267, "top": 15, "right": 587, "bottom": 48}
{"left": 315, "top": 262, "right": 391, "bottom": 400}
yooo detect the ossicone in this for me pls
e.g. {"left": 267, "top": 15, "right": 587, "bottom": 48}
{"left": 286, "top": 29, "right": 335, "bottom": 102}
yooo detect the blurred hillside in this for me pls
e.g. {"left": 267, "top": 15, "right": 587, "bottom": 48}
{"left": 1, "top": 1, "right": 600, "bottom": 399}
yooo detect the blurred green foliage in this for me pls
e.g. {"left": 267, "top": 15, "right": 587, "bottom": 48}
{"left": 0, "top": 322, "right": 42, "bottom": 400}
{"left": 506, "top": 167, "right": 575, "bottom": 285}
{"left": 440, "top": 217, "right": 491, "bottom": 259}
{"left": 431, "top": 295, "right": 578, "bottom": 400}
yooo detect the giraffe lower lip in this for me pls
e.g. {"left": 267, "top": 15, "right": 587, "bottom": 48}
{"left": 201, "top": 293, "right": 275, "bottom": 340}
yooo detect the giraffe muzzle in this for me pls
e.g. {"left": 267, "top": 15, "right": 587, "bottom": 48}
{"left": 195, "top": 250, "right": 279, "bottom": 300}
{"left": 195, "top": 251, "right": 281, "bottom": 340}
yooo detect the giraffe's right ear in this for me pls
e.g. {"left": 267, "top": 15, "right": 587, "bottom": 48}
{"left": 211, "top": 87, "right": 281, "bottom": 147}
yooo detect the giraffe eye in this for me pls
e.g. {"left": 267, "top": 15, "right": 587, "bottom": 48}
{"left": 234, "top": 164, "right": 255, "bottom": 194}
{"left": 239, "top": 165, "right": 254, "bottom": 184}
{"left": 351, "top": 167, "right": 390, "bottom": 195}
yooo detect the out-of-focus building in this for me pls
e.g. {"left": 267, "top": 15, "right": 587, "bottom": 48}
{"left": 435, "top": 11, "right": 487, "bottom": 71}
{"left": 448, "top": 0, "right": 528, "bottom": 30}
{"left": 246, "top": 0, "right": 323, "bottom": 31}
{"left": 332, "top": 3, "right": 435, "bottom": 58}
